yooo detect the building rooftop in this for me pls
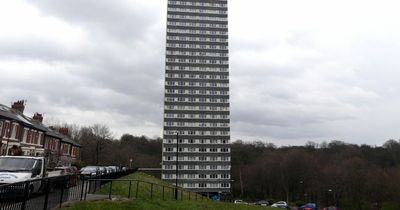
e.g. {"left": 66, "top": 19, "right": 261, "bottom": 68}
{"left": 0, "top": 103, "right": 81, "bottom": 147}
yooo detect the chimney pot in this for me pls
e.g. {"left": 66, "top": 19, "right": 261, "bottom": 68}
{"left": 58, "top": 127, "right": 69, "bottom": 136}
{"left": 33, "top": 113, "right": 43, "bottom": 123}
{"left": 11, "top": 100, "right": 25, "bottom": 113}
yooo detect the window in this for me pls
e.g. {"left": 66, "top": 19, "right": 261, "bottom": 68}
{"left": 199, "top": 183, "right": 207, "bottom": 188}
{"left": 221, "top": 148, "right": 229, "bottom": 153}
{"left": 221, "top": 165, "right": 230, "bottom": 169}
{"left": 210, "top": 156, "right": 218, "bottom": 161}
{"left": 221, "top": 183, "right": 230, "bottom": 188}
{"left": 210, "top": 174, "right": 218, "bottom": 179}
{"left": 199, "top": 174, "right": 207, "bottom": 179}
{"left": 221, "top": 174, "right": 230, "bottom": 179}
{"left": 221, "top": 157, "right": 230, "bottom": 161}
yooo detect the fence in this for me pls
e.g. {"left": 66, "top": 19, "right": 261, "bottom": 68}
{"left": 0, "top": 169, "right": 136, "bottom": 210}
{"left": 86, "top": 178, "right": 209, "bottom": 201}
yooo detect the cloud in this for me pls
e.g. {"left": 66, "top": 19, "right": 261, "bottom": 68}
{"left": 1, "top": 0, "right": 400, "bottom": 145}
{"left": 0, "top": 0, "right": 166, "bottom": 138}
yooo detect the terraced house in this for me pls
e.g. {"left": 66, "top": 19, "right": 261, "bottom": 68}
{"left": 162, "top": 0, "right": 231, "bottom": 194}
{"left": 0, "top": 100, "right": 80, "bottom": 168}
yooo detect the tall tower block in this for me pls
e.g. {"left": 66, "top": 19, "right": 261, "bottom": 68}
{"left": 162, "top": 0, "right": 231, "bottom": 194}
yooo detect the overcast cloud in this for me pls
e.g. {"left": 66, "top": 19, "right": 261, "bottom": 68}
{"left": 1, "top": 0, "right": 400, "bottom": 145}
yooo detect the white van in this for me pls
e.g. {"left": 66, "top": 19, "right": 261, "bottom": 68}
{"left": 0, "top": 156, "right": 47, "bottom": 193}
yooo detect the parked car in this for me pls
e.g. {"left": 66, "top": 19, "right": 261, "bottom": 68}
{"left": 299, "top": 203, "right": 317, "bottom": 210}
{"left": 50, "top": 166, "right": 78, "bottom": 187}
{"left": 255, "top": 200, "right": 269, "bottom": 206}
{"left": 110, "top": 166, "right": 119, "bottom": 172}
{"left": 271, "top": 201, "right": 289, "bottom": 208}
{"left": 106, "top": 166, "right": 116, "bottom": 173}
{"left": 234, "top": 200, "right": 248, "bottom": 204}
{"left": 80, "top": 166, "right": 99, "bottom": 178}
{"left": 98, "top": 166, "right": 107, "bottom": 175}
{"left": 70, "top": 166, "right": 79, "bottom": 175}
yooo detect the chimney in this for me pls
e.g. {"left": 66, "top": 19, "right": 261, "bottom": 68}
{"left": 58, "top": 127, "right": 69, "bottom": 136}
{"left": 33, "top": 113, "right": 43, "bottom": 123}
{"left": 11, "top": 100, "right": 25, "bottom": 113}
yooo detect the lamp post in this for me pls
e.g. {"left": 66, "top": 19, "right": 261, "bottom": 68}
{"left": 175, "top": 132, "right": 179, "bottom": 200}
{"left": 0, "top": 121, "right": 4, "bottom": 155}
{"left": 300, "top": 180, "right": 305, "bottom": 203}
{"left": 4, "top": 123, "right": 11, "bottom": 156}
{"left": 327, "top": 189, "right": 332, "bottom": 206}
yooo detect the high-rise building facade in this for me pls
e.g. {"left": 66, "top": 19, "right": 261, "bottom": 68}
{"left": 162, "top": 0, "right": 231, "bottom": 193}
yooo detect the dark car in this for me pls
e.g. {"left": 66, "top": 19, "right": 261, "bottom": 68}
{"left": 300, "top": 203, "right": 317, "bottom": 210}
{"left": 80, "top": 166, "right": 99, "bottom": 178}
{"left": 255, "top": 200, "right": 269, "bottom": 206}
{"left": 54, "top": 166, "right": 78, "bottom": 187}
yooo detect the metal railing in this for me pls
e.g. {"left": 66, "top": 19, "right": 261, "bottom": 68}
{"left": 86, "top": 178, "right": 209, "bottom": 201}
{"left": 0, "top": 169, "right": 137, "bottom": 210}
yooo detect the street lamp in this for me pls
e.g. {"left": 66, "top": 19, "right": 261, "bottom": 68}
{"left": 4, "top": 127, "right": 11, "bottom": 155}
{"left": 3, "top": 122, "right": 12, "bottom": 156}
{"left": 0, "top": 121, "right": 3, "bottom": 153}
{"left": 300, "top": 180, "right": 305, "bottom": 203}
{"left": 175, "top": 132, "right": 179, "bottom": 200}
{"left": 327, "top": 189, "right": 333, "bottom": 206}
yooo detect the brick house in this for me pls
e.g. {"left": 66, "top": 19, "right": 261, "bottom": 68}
{"left": 0, "top": 101, "right": 81, "bottom": 167}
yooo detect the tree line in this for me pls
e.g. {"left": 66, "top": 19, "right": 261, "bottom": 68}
{"left": 231, "top": 140, "right": 400, "bottom": 210}
{"left": 62, "top": 123, "right": 400, "bottom": 210}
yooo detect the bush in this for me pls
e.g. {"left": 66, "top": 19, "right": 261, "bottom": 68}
{"left": 382, "top": 202, "right": 400, "bottom": 210}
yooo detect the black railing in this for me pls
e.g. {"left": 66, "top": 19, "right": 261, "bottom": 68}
{"left": 86, "top": 178, "right": 209, "bottom": 201}
{"left": 0, "top": 169, "right": 136, "bottom": 210}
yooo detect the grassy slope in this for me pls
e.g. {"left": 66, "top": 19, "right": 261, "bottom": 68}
{"left": 97, "top": 172, "right": 194, "bottom": 200}
{"left": 63, "top": 200, "right": 273, "bottom": 210}
{"left": 63, "top": 172, "right": 274, "bottom": 210}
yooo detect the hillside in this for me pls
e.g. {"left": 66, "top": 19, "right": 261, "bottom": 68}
{"left": 62, "top": 172, "right": 273, "bottom": 210}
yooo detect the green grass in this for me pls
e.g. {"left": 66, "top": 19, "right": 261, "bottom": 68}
{"left": 63, "top": 200, "right": 274, "bottom": 210}
{"left": 63, "top": 172, "right": 273, "bottom": 210}
{"left": 96, "top": 172, "right": 194, "bottom": 200}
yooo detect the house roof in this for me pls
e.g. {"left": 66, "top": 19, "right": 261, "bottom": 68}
{"left": 0, "top": 103, "right": 81, "bottom": 147}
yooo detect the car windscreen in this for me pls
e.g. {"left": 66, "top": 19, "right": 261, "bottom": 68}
{"left": 0, "top": 157, "right": 36, "bottom": 172}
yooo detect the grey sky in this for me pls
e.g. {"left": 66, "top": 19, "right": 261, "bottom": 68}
{"left": 1, "top": 0, "right": 400, "bottom": 145}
